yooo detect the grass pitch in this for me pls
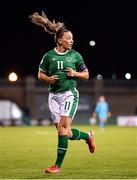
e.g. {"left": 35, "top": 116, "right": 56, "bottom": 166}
{"left": 0, "top": 125, "right": 137, "bottom": 179}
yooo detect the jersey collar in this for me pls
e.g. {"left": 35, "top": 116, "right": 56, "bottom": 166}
{"left": 54, "top": 47, "right": 68, "bottom": 55}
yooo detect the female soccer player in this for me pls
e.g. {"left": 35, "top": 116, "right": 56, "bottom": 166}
{"left": 29, "top": 12, "right": 96, "bottom": 173}
{"left": 94, "top": 95, "right": 111, "bottom": 130}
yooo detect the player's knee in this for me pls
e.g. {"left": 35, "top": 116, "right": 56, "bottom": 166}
{"left": 58, "top": 127, "right": 67, "bottom": 135}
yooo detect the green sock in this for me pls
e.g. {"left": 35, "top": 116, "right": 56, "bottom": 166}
{"left": 55, "top": 135, "right": 68, "bottom": 168}
{"left": 69, "top": 128, "right": 89, "bottom": 140}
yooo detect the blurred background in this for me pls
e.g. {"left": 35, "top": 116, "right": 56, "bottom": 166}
{"left": 0, "top": 0, "right": 137, "bottom": 127}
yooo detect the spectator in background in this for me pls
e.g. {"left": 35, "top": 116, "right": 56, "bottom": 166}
{"left": 90, "top": 95, "right": 111, "bottom": 130}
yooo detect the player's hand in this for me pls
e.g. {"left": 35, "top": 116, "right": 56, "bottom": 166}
{"left": 48, "top": 75, "right": 59, "bottom": 84}
{"left": 108, "top": 112, "right": 111, "bottom": 118}
{"left": 92, "top": 112, "right": 97, "bottom": 118}
{"left": 65, "top": 68, "right": 76, "bottom": 77}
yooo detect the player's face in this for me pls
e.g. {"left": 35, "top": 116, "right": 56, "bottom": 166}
{"left": 58, "top": 31, "right": 74, "bottom": 50}
{"left": 100, "top": 96, "right": 105, "bottom": 102}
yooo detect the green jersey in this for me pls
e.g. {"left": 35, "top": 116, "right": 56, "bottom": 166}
{"left": 39, "top": 48, "right": 86, "bottom": 93}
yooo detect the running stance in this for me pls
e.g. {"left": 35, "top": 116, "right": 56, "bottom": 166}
{"left": 29, "top": 11, "right": 96, "bottom": 173}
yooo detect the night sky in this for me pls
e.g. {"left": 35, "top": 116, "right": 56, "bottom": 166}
{"left": 0, "top": 0, "right": 137, "bottom": 79}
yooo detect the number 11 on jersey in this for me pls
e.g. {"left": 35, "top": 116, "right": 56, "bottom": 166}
{"left": 57, "top": 61, "right": 63, "bottom": 70}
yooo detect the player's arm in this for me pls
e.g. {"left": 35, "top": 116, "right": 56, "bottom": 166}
{"left": 65, "top": 52, "right": 89, "bottom": 80}
{"left": 38, "top": 71, "right": 58, "bottom": 84}
{"left": 107, "top": 112, "right": 111, "bottom": 117}
{"left": 38, "top": 54, "right": 58, "bottom": 84}
{"left": 65, "top": 67, "right": 89, "bottom": 80}
{"left": 65, "top": 62, "right": 89, "bottom": 80}
{"left": 107, "top": 103, "right": 111, "bottom": 117}
{"left": 92, "top": 112, "right": 97, "bottom": 118}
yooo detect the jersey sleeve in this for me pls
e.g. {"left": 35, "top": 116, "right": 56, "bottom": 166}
{"left": 39, "top": 53, "right": 49, "bottom": 73}
{"left": 75, "top": 52, "right": 88, "bottom": 72}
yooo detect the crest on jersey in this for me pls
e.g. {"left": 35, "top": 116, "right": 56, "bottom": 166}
{"left": 66, "top": 57, "right": 72, "bottom": 62}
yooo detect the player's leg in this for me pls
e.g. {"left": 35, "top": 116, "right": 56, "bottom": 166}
{"left": 46, "top": 115, "right": 71, "bottom": 173}
{"left": 64, "top": 88, "right": 96, "bottom": 153}
{"left": 68, "top": 128, "right": 96, "bottom": 153}
{"left": 99, "top": 118, "right": 105, "bottom": 129}
{"left": 54, "top": 116, "right": 72, "bottom": 168}
{"left": 45, "top": 92, "right": 74, "bottom": 173}
{"left": 45, "top": 93, "right": 61, "bottom": 173}
{"left": 100, "top": 121, "right": 104, "bottom": 128}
